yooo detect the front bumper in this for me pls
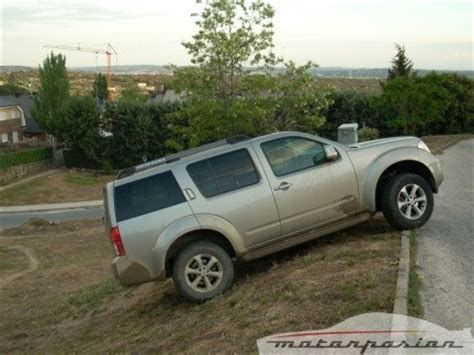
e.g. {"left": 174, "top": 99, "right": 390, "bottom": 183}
{"left": 429, "top": 158, "right": 444, "bottom": 191}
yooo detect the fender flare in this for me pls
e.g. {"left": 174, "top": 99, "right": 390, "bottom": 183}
{"left": 152, "top": 214, "right": 246, "bottom": 277}
{"left": 362, "top": 147, "right": 423, "bottom": 211}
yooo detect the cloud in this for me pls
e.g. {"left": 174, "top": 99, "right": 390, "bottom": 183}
{"left": 2, "top": 0, "right": 165, "bottom": 27}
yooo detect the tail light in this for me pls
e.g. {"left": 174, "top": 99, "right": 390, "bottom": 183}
{"left": 110, "top": 227, "right": 126, "bottom": 256}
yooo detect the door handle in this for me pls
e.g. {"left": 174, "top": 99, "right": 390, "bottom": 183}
{"left": 274, "top": 182, "right": 292, "bottom": 191}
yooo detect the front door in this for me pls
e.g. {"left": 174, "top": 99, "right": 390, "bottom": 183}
{"left": 255, "top": 136, "right": 359, "bottom": 236}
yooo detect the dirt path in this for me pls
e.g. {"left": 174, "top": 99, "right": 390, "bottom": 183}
{"left": 0, "top": 169, "right": 58, "bottom": 193}
{"left": 0, "top": 243, "right": 39, "bottom": 289}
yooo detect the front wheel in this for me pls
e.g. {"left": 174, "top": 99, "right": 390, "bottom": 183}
{"left": 172, "top": 241, "right": 234, "bottom": 303}
{"left": 381, "top": 173, "right": 434, "bottom": 230}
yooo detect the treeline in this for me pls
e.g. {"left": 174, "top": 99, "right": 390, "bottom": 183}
{"left": 60, "top": 69, "right": 473, "bottom": 170}
{"left": 321, "top": 72, "right": 474, "bottom": 140}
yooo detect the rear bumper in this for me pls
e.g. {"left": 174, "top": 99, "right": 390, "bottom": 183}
{"left": 111, "top": 255, "right": 165, "bottom": 286}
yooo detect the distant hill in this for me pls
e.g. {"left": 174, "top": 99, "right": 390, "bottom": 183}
{"left": 71, "top": 65, "right": 473, "bottom": 79}
{"left": 0, "top": 66, "right": 32, "bottom": 72}
{"left": 70, "top": 65, "right": 173, "bottom": 75}
{"left": 3, "top": 64, "right": 472, "bottom": 79}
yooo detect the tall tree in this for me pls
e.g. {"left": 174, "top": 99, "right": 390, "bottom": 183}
{"left": 93, "top": 73, "right": 108, "bottom": 101}
{"left": 181, "top": 0, "right": 280, "bottom": 103}
{"left": 169, "top": 0, "right": 331, "bottom": 147}
{"left": 388, "top": 44, "right": 414, "bottom": 80}
{"left": 32, "top": 52, "right": 70, "bottom": 138}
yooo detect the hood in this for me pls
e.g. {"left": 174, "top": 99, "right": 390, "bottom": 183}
{"left": 348, "top": 136, "right": 420, "bottom": 150}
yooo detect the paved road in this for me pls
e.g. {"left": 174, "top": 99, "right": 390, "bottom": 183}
{"left": 417, "top": 139, "right": 473, "bottom": 331}
{"left": 0, "top": 207, "right": 103, "bottom": 229}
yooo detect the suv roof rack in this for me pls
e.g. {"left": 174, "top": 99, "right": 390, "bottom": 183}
{"left": 117, "top": 135, "right": 251, "bottom": 179}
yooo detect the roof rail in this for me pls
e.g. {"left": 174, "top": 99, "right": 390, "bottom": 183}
{"left": 117, "top": 135, "right": 251, "bottom": 179}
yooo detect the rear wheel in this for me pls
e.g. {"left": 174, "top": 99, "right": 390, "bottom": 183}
{"left": 172, "top": 241, "right": 234, "bottom": 302}
{"left": 381, "top": 173, "right": 434, "bottom": 230}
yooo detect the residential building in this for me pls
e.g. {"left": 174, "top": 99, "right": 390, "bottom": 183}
{"left": 0, "top": 96, "right": 26, "bottom": 143}
{"left": 0, "top": 94, "right": 47, "bottom": 141}
{"left": 146, "top": 89, "right": 184, "bottom": 105}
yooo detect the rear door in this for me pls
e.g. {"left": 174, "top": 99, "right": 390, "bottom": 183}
{"left": 176, "top": 147, "right": 281, "bottom": 248}
{"left": 254, "top": 136, "right": 359, "bottom": 236}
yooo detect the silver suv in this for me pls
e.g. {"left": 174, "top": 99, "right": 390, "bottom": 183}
{"left": 104, "top": 131, "right": 443, "bottom": 302}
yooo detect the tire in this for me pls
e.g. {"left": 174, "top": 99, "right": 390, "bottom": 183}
{"left": 381, "top": 173, "right": 434, "bottom": 230}
{"left": 172, "top": 241, "right": 234, "bottom": 303}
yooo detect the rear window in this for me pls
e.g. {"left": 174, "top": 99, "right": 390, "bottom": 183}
{"left": 114, "top": 171, "right": 186, "bottom": 222}
{"left": 187, "top": 149, "right": 259, "bottom": 198}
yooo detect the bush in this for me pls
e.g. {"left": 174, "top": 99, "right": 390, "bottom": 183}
{"left": 63, "top": 149, "right": 101, "bottom": 169}
{"left": 358, "top": 126, "right": 379, "bottom": 142}
{"left": 320, "top": 91, "right": 378, "bottom": 140}
{"left": 0, "top": 147, "right": 53, "bottom": 169}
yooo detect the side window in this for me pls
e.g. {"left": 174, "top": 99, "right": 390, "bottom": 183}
{"left": 114, "top": 171, "right": 186, "bottom": 222}
{"left": 187, "top": 149, "right": 259, "bottom": 198}
{"left": 261, "top": 137, "right": 330, "bottom": 177}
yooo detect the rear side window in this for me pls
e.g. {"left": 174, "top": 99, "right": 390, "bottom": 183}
{"left": 187, "top": 149, "right": 259, "bottom": 198}
{"left": 114, "top": 171, "right": 186, "bottom": 222}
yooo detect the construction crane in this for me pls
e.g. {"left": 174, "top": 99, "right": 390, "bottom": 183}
{"left": 44, "top": 43, "right": 118, "bottom": 101}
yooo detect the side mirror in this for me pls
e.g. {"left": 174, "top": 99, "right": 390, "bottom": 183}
{"left": 324, "top": 145, "right": 339, "bottom": 162}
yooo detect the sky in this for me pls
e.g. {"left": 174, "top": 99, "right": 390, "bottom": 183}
{"left": 1, "top": 0, "right": 472, "bottom": 70}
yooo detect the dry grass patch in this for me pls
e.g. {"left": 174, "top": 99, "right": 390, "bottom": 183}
{"left": 0, "top": 215, "right": 400, "bottom": 353}
{"left": 422, "top": 134, "right": 474, "bottom": 154}
{"left": 0, "top": 245, "right": 30, "bottom": 275}
{"left": 0, "top": 169, "right": 115, "bottom": 206}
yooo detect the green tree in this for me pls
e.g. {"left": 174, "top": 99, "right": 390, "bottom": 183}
{"left": 434, "top": 73, "right": 474, "bottom": 134}
{"left": 32, "top": 52, "right": 70, "bottom": 138}
{"left": 377, "top": 74, "right": 452, "bottom": 136}
{"left": 169, "top": 0, "right": 331, "bottom": 147}
{"left": 107, "top": 102, "right": 152, "bottom": 168}
{"left": 388, "top": 44, "right": 414, "bottom": 80}
{"left": 58, "top": 96, "right": 102, "bottom": 165}
{"left": 321, "top": 91, "right": 377, "bottom": 139}
{"left": 119, "top": 82, "right": 147, "bottom": 104}
{"left": 182, "top": 0, "right": 280, "bottom": 103}
{"left": 93, "top": 73, "right": 108, "bottom": 100}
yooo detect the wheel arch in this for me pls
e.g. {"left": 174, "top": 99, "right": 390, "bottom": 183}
{"left": 164, "top": 229, "right": 237, "bottom": 277}
{"left": 361, "top": 147, "right": 438, "bottom": 211}
{"left": 374, "top": 160, "right": 437, "bottom": 211}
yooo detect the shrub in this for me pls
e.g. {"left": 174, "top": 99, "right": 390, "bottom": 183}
{"left": 0, "top": 147, "right": 53, "bottom": 169}
{"left": 358, "top": 126, "right": 380, "bottom": 142}
{"left": 320, "top": 91, "right": 378, "bottom": 140}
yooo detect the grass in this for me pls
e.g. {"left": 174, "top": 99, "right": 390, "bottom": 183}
{"left": 66, "top": 278, "right": 122, "bottom": 316}
{"left": 65, "top": 174, "right": 100, "bottom": 187}
{"left": 0, "top": 169, "right": 115, "bottom": 206}
{"left": 0, "top": 245, "right": 29, "bottom": 272}
{"left": 0, "top": 216, "right": 400, "bottom": 353}
{"left": 407, "top": 230, "right": 424, "bottom": 317}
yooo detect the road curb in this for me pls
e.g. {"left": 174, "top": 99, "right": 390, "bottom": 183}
{"left": 0, "top": 200, "right": 103, "bottom": 213}
{"left": 393, "top": 230, "right": 410, "bottom": 315}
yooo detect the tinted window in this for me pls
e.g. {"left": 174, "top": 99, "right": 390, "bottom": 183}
{"left": 187, "top": 149, "right": 259, "bottom": 198}
{"left": 114, "top": 171, "right": 186, "bottom": 222}
{"left": 261, "top": 137, "right": 328, "bottom": 176}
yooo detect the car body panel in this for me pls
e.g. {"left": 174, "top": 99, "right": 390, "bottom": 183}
{"left": 251, "top": 135, "right": 360, "bottom": 236}
{"left": 172, "top": 147, "right": 282, "bottom": 248}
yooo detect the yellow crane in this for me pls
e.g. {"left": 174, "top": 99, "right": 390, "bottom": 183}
{"left": 44, "top": 43, "right": 118, "bottom": 101}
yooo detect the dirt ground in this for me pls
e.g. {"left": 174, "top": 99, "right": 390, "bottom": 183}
{"left": 0, "top": 215, "right": 400, "bottom": 353}
{"left": 0, "top": 169, "right": 115, "bottom": 206}
{"left": 422, "top": 134, "right": 474, "bottom": 154}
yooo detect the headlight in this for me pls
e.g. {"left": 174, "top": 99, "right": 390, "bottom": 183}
{"left": 418, "top": 141, "right": 431, "bottom": 153}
